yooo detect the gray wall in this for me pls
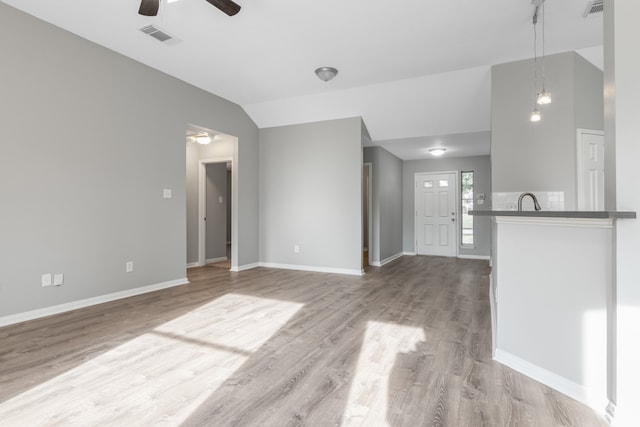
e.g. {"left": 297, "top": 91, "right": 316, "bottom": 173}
{"left": 0, "top": 3, "right": 259, "bottom": 317}
{"left": 259, "top": 118, "right": 363, "bottom": 273}
{"left": 363, "top": 147, "right": 403, "bottom": 264}
{"left": 403, "top": 156, "right": 492, "bottom": 257}
{"left": 491, "top": 52, "right": 603, "bottom": 210}
{"left": 205, "top": 163, "right": 228, "bottom": 260}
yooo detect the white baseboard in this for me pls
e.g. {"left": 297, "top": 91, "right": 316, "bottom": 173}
{"left": 371, "top": 252, "right": 404, "bottom": 267}
{"left": 494, "top": 349, "right": 608, "bottom": 414}
{"left": 458, "top": 254, "right": 490, "bottom": 260}
{"left": 259, "top": 262, "right": 363, "bottom": 276}
{"left": 0, "top": 278, "right": 189, "bottom": 328}
{"left": 403, "top": 251, "right": 416, "bottom": 256}
{"left": 206, "top": 257, "right": 228, "bottom": 264}
{"left": 186, "top": 262, "right": 200, "bottom": 269}
{"left": 230, "top": 262, "right": 260, "bottom": 272}
{"left": 608, "top": 401, "right": 640, "bottom": 426}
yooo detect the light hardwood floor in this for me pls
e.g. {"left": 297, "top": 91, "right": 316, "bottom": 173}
{"left": 0, "top": 256, "right": 607, "bottom": 426}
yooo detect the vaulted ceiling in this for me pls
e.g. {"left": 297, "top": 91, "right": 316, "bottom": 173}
{"left": 3, "top": 0, "right": 603, "bottom": 158}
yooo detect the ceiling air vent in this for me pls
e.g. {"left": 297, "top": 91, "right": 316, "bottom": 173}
{"left": 139, "top": 25, "right": 181, "bottom": 44}
{"left": 583, "top": 0, "right": 604, "bottom": 18}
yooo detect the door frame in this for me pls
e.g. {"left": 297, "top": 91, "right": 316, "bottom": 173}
{"left": 363, "top": 162, "right": 373, "bottom": 267}
{"left": 414, "top": 170, "right": 460, "bottom": 257}
{"left": 198, "top": 157, "right": 233, "bottom": 267}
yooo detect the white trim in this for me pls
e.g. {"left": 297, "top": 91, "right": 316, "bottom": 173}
{"left": 605, "top": 402, "right": 616, "bottom": 425}
{"left": 494, "top": 349, "right": 609, "bottom": 414}
{"left": 495, "top": 216, "right": 614, "bottom": 228}
{"left": 186, "top": 262, "right": 200, "bottom": 269}
{"left": 458, "top": 254, "right": 490, "bottom": 260}
{"left": 230, "top": 262, "right": 260, "bottom": 272}
{"left": 364, "top": 162, "right": 373, "bottom": 268}
{"left": 371, "top": 252, "right": 403, "bottom": 267}
{"left": 0, "top": 278, "right": 189, "bottom": 328}
{"left": 259, "top": 262, "right": 363, "bottom": 276}
{"left": 403, "top": 251, "right": 417, "bottom": 256}
{"left": 206, "top": 256, "right": 228, "bottom": 264}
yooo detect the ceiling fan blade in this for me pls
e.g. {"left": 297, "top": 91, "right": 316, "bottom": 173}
{"left": 205, "top": 0, "right": 241, "bottom": 16}
{"left": 139, "top": 0, "right": 160, "bottom": 16}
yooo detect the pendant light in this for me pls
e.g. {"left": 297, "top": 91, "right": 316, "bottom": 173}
{"left": 536, "top": 1, "right": 552, "bottom": 105}
{"left": 530, "top": 4, "right": 541, "bottom": 122}
{"left": 530, "top": 108, "right": 541, "bottom": 122}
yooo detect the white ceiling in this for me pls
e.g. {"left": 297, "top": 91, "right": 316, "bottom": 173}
{"left": 3, "top": 0, "right": 603, "bottom": 159}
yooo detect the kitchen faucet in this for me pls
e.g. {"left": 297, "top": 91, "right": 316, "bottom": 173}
{"left": 517, "top": 192, "right": 542, "bottom": 211}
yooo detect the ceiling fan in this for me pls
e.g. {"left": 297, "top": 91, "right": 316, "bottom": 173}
{"left": 138, "top": 0, "right": 241, "bottom": 17}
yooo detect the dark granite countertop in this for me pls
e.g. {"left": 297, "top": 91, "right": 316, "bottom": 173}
{"left": 469, "top": 210, "right": 636, "bottom": 219}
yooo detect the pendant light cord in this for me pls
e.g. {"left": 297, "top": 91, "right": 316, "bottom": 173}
{"left": 541, "top": 2, "right": 546, "bottom": 90}
{"left": 533, "top": 8, "right": 538, "bottom": 104}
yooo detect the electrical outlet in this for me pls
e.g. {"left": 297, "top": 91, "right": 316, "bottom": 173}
{"left": 294, "top": 245, "right": 300, "bottom": 253}
{"left": 53, "top": 273, "right": 64, "bottom": 286}
{"left": 126, "top": 261, "right": 134, "bottom": 273}
{"left": 41, "top": 273, "right": 52, "bottom": 287}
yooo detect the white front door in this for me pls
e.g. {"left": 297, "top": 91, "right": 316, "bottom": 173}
{"left": 415, "top": 172, "right": 458, "bottom": 257}
{"left": 577, "top": 129, "right": 605, "bottom": 211}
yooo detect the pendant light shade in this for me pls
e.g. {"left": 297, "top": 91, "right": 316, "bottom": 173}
{"left": 537, "top": 90, "right": 552, "bottom": 105}
{"left": 530, "top": 108, "right": 542, "bottom": 122}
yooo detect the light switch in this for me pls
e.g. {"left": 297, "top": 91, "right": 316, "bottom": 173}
{"left": 163, "top": 189, "right": 172, "bottom": 199}
{"left": 218, "top": 196, "right": 224, "bottom": 204}
{"left": 41, "top": 273, "right": 52, "bottom": 287}
{"left": 53, "top": 273, "right": 64, "bottom": 286}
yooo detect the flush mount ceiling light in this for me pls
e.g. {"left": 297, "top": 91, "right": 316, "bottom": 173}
{"left": 429, "top": 148, "right": 447, "bottom": 156}
{"left": 195, "top": 134, "right": 212, "bottom": 145}
{"left": 315, "top": 67, "right": 339, "bottom": 82}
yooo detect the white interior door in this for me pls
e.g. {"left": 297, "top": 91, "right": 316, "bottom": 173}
{"left": 415, "top": 172, "right": 458, "bottom": 257}
{"left": 577, "top": 129, "right": 605, "bottom": 211}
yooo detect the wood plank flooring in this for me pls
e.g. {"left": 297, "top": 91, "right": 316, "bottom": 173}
{"left": 0, "top": 256, "right": 608, "bottom": 426}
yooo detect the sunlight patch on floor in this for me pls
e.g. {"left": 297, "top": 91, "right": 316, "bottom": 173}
{"left": 0, "top": 294, "right": 303, "bottom": 425}
{"left": 342, "top": 321, "right": 426, "bottom": 426}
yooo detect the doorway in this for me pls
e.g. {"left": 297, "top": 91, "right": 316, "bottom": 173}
{"left": 199, "top": 158, "right": 232, "bottom": 267}
{"left": 203, "top": 162, "right": 232, "bottom": 266}
{"left": 185, "top": 123, "right": 237, "bottom": 270}
{"left": 414, "top": 171, "right": 458, "bottom": 257}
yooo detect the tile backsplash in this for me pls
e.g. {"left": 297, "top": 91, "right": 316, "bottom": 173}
{"left": 492, "top": 192, "right": 565, "bottom": 211}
